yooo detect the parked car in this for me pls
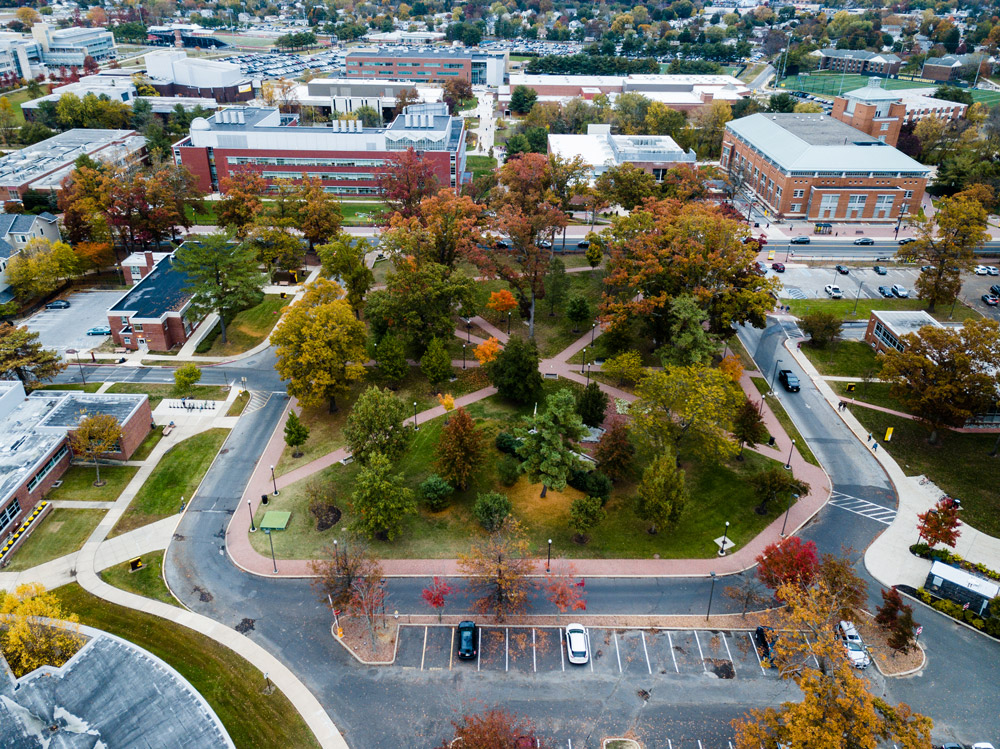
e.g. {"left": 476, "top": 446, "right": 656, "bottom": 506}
{"left": 45, "top": 300, "right": 70, "bottom": 309}
{"left": 565, "top": 623, "right": 590, "bottom": 665}
{"left": 457, "top": 621, "right": 477, "bottom": 660}
{"left": 989, "top": 266, "right": 1000, "bottom": 276}
{"left": 898, "top": 237, "right": 916, "bottom": 245}
{"left": 990, "top": 284, "right": 1000, "bottom": 296}
{"left": 837, "top": 621, "right": 871, "bottom": 669}
{"left": 771, "top": 262, "right": 785, "bottom": 272}
{"left": 982, "top": 294, "right": 998, "bottom": 307}
{"left": 577, "top": 240, "right": 590, "bottom": 249}
{"left": 920, "top": 265, "right": 935, "bottom": 272}
{"left": 538, "top": 239, "right": 552, "bottom": 249}
{"left": 873, "top": 265, "right": 888, "bottom": 275}
{"left": 86, "top": 325, "right": 111, "bottom": 336}
{"left": 789, "top": 236, "right": 811, "bottom": 245}
{"left": 853, "top": 237, "right": 874, "bottom": 245}
{"left": 835, "top": 265, "right": 849, "bottom": 275}
{"left": 824, "top": 284, "right": 843, "bottom": 298}
{"left": 753, "top": 625, "right": 777, "bottom": 665}
{"left": 495, "top": 239, "right": 511, "bottom": 249}
{"left": 778, "top": 370, "right": 800, "bottom": 392}
{"left": 877, "top": 285, "right": 894, "bottom": 298}
{"left": 975, "top": 265, "right": 989, "bottom": 275}
{"left": 891, "top": 284, "right": 909, "bottom": 298}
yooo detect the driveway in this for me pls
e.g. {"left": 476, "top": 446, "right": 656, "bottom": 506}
{"left": 24, "top": 290, "right": 123, "bottom": 355}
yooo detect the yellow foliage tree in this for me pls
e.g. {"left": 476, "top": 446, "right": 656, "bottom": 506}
{"left": 718, "top": 354, "right": 743, "bottom": 384}
{"left": 0, "top": 583, "right": 84, "bottom": 678}
{"left": 437, "top": 393, "right": 455, "bottom": 411}
{"left": 474, "top": 337, "right": 502, "bottom": 365}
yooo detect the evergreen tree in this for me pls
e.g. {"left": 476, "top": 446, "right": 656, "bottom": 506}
{"left": 544, "top": 256, "right": 569, "bottom": 316}
{"left": 374, "top": 333, "right": 408, "bottom": 385}
{"left": 487, "top": 336, "right": 542, "bottom": 404}
{"left": 284, "top": 410, "right": 310, "bottom": 458}
{"left": 517, "top": 388, "right": 587, "bottom": 496}
{"left": 420, "top": 337, "right": 453, "bottom": 391}
{"left": 576, "top": 382, "right": 609, "bottom": 428}
{"left": 565, "top": 294, "right": 590, "bottom": 332}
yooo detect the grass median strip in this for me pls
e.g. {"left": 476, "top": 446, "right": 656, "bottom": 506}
{"left": 110, "top": 428, "right": 230, "bottom": 537}
{"left": 53, "top": 583, "right": 321, "bottom": 749}
{"left": 106, "top": 383, "right": 230, "bottom": 409}
{"left": 99, "top": 550, "right": 182, "bottom": 608}
{"left": 4, "top": 509, "right": 106, "bottom": 571}
{"left": 47, "top": 465, "right": 139, "bottom": 502}
{"left": 750, "top": 377, "right": 820, "bottom": 467}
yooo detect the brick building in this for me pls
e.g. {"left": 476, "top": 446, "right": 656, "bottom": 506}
{"left": 345, "top": 46, "right": 506, "bottom": 87}
{"left": 833, "top": 78, "right": 968, "bottom": 137}
{"left": 721, "top": 113, "right": 930, "bottom": 224}
{"left": 921, "top": 53, "right": 995, "bottom": 82}
{"left": 121, "top": 250, "right": 172, "bottom": 286}
{"left": 172, "top": 102, "right": 466, "bottom": 196}
{"left": 107, "top": 249, "right": 201, "bottom": 352}
{"left": 815, "top": 49, "right": 902, "bottom": 76}
{"left": 863, "top": 309, "right": 941, "bottom": 354}
{"left": 0, "top": 381, "right": 151, "bottom": 563}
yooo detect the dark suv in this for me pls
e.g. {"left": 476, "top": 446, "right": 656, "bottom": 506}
{"left": 457, "top": 621, "right": 477, "bottom": 660}
{"left": 778, "top": 370, "right": 800, "bottom": 392}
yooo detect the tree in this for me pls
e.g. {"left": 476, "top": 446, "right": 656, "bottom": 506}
{"left": 660, "top": 294, "right": 716, "bottom": 366}
{"left": 437, "top": 708, "right": 546, "bottom": 749}
{"left": 879, "top": 318, "right": 1000, "bottom": 443}
{"left": 565, "top": 294, "right": 590, "bottom": 332}
{"left": 346, "top": 558, "right": 387, "bottom": 651}
{"left": 475, "top": 337, "right": 502, "bottom": 365}
{"left": 69, "top": 412, "right": 123, "bottom": 487}
{"left": 380, "top": 190, "right": 483, "bottom": 271}
{"left": 420, "top": 474, "right": 454, "bottom": 511}
{"left": 800, "top": 310, "right": 842, "bottom": 348}
{"left": 442, "top": 78, "right": 474, "bottom": 114}
{"left": 272, "top": 278, "right": 368, "bottom": 412}
{"left": 373, "top": 333, "right": 408, "bottom": 384}
{"left": 173, "top": 362, "right": 201, "bottom": 395}
{"left": 733, "top": 397, "right": 767, "bottom": 459}
{"left": 0, "top": 97, "right": 17, "bottom": 145}
{"left": 594, "top": 419, "right": 635, "bottom": 482}
{"left": 420, "top": 337, "right": 453, "bottom": 391}
{"left": 724, "top": 571, "right": 769, "bottom": 617}
{"left": 632, "top": 365, "right": 743, "bottom": 462}
{"left": 634, "top": 450, "right": 687, "bottom": 534}
{"left": 487, "top": 289, "right": 518, "bottom": 318}
{"left": 174, "top": 234, "right": 265, "bottom": 344}
{"left": 0, "top": 323, "right": 65, "bottom": 388}
{"left": 4, "top": 239, "right": 79, "bottom": 300}
{"left": 378, "top": 148, "right": 440, "bottom": 219}
{"left": 749, "top": 466, "right": 809, "bottom": 515}
{"left": 317, "top": 236, "right": 374, "bottom": 319}
{"left": 295, "top": 176, "right": 342, "bottom": 250}
{"left": 458, "top": 517, "right": 535, "bottom": 622}
{"left": 351, "top": 452, "right": 417, "bottom": 541}
{"left": 916, "top": 497, "right": 962, "bottom": 548}
{"left": 569, "top": 495, "right": 605, "bottom": 542}
{"left": 421, "top": 577, "right": 455, "bottom": 622}
{"left": 473, "top": 491, "right": 513, "bottom": 531}
{"left": 793, "top": 101, "right": 824, "bottom": 113}
{"left": 543, "top": 257, "right": 569, "bottom": 316}
{"left": 487, "top": 336, "right": 543, "bottom": 404}
{"left": 284, "top": 410, "right": 310, "bottom": 458}
{"left": 875, "top": 587, "right": 918, "bottom": 654}
{"left": 393, "top": 87, "right": 419, "bottom": 116}
{"left": 378, "top": 259, "right": 475, "bottom": 347}
{"left": 899, "top": 194, "right": 989, "bottom": 311}
{"left": 755, "top": 537, "right": 819, "bottom": 592}
{"left": 517, "top": 388, "right": 587, "bottom": 496}
{"left": 509, "top": 85, "right": 538, "bottom": 115}
{"left": 601, "top": 350, "right": 644, "bottom": 387}
{"left": 435, "top": 407, "right": 484, "bottom": 490}
{"left": 217, "top": 171, "right": 266, "bottom": 236}
{"left": 344, "top": 386, "right": 411, "bottom": 465}
{"left": 0, "top": 583, "right": 85, "bottom": 678}
{"left": 310, "top": 540, "right": 380, "bottom": 610}
{"left": 766, "top": 93, "right": 797, "bottom": 113}
{"left": 575, "top": 382, "right": 608, "bottom": 428}
{"left": 595, "top": 162, "right": 657, "bottom": 211}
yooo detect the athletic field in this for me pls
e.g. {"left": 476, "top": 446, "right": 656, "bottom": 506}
{"left": 778, "top": 71, "right": 1000, "bottom": 106}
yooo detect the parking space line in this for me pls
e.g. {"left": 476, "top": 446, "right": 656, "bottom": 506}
{"left": 723, "top": 632, "right": 735, "bottom": 676}
{"left": 694, "top": 630, "right": 706, "bottom": 672}
{"left": 698, "top": 740, "right": 704, "bottom": 749}
{"left": 505, "top": 627, "right": 509, "bottom": 672}
{"left": 614, "top": 631, "right": 622, "bottom": 673}
{"left": 560, "top": 628, "right": 565, "bottom": 671}
{"left": 667, "top": 631, "right": 679, "bottom": 672}
{"left": 641, "top": 631, "right": 651, "bottom": 674}
{"left": 477, "top": 628, "right": 481, "bottom": 672}
{"left": 532, "top": 628, "right": 537, "bottom": 673}
{"left": 449, "top": 628, "right": 454, "bottom": 671}
{"left": 420, "top": 626, "right": 428, "bottom": 671}
{"left": 748, "top": 632, "right": 765, "bottom": 674}
{"left": 587, "top": 629, "right": 593, "bottom": 672}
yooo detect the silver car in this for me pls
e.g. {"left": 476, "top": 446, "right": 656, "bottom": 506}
{"left": 565, "top": 623, "right": 589, "bottom": 665}
{"left": 838, "top": 621, "right": 870, "bottom": 669}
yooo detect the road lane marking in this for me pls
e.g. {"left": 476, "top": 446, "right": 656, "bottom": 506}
{"left": 449, "top": 627, "right": 454, "bottom": 671}
{"left": 420, "top": 626, "right": 427, "bottom": 671}
{"left": 587, "top": 629, "right": 593, "bottom": 672}
{"left": 505, "top": 627, "right": 509, "bottom": 672}
{"left": 532, "top": 628, "right": 537, "bottom": 673}
{"left": 560, "top": 628, "right": 565, "bottom": 671}
{"left": 667, "top": 631, "right": 679, "bottom": 672}
{"left": 641, "top": 631, "right": 651, "bottom": 674}
{"left": 723, "top": 632, "right": 735, "bottom": 676}
{"left": 748, "top": 632, "right": 765, "bottom": 674}
{"left": 614, "top": 630, "right": 622, "bottom": 672}
{"left": 694, "top": 630, "right": 706, "bottom": 672}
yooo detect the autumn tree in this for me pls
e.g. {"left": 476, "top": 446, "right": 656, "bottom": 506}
{"left": 487, "top": 335, "right": 542, "bottom": 404}
{"left": 317, "top": 235, "right": 374, "bottom": 319}
{"left": 543, "top": 256, "right": 570, "bottom": 316}
{"left": 174, "top": 233, "right": 265, "bottom": 344}
{"left": 595, "top": 162, "right": 657, "bottom": 211}
{"left": 0, "top": 323, "right": 65, "bottom": 388}
{"left": 569, "top": 495, "right": 605, "bottom": 543}
{"left": 246, "top": 225, "right": 303, "bottom": 278}
{"left": 545, "top": 562, "right": 587, "bottom": 619}
{"left": 283, "top": 410, "right": 310, "bottom": 458}
{"left": 344, "top": 386, "right": 411, "bottom": 465}
{"left": 875, "top": 587, "right": 918, "bottom": 654}
{"left": 458, "top": 517, "right": 535, "bottom": 622}
{"left": 516, "top": 388, "right": 587, "bottom": 497}
{"left": 420, "top": 337, "right": 453, "bottom": 391}
{"left": 73, "top": 241, "right": 114, "bottom": 272}
{"left": 593, "top": 419, "right": 635, "bottom": 482}
{"left": 380, "top": 189, "right": 483, "bottom": 271}
{"left": 749, "top": 466, "right": 809, "bottom": 515}
{"left": 0, "top": 583, "right": 85, "bottom": 678}
{"left": 58, "top": 163, "right": 109, "bottom": 245}
{"left": 173, "top": 362, "right": 201, "bottom": 394}
{"left": 295, "top": 176, "right": 342, "bottom": 250}
{"left": 69, "top": 412, "right": 123, "bottom": 487}
{"left": 442, "top": 78, "right": 474, "bottom": 113}
{"left": 272, "top": 278, "right": 368, "bottom": 412}
{"left": 421, "top": 577, "right": 454, "bottom": 622}
{"left": 879, "top": 318, "right": 1000, "bottom": 443}
{"left": 310, "top": 540, "right": 380, "bottom": 610}
{"left": 733, "top": 397, "right": 767, "bottom": 460}
{"left": 435, "top": 407, "right": 484, "bottom": 491}
{"left": 634, "top": 449, "right": 687, "bottom": 534}
{"left": 436, "top": 708, "right": 546, "bottom": 749}
{"left": 378, "top": 147, "right": 440, "bottom": 219}
{"left": 474, "top": 337, "right": 502, "bottom": 366}
{"left": 347, "top": 560, "right": 387, "bottom": 651}
{"left": 374, "top": 258, "right": 475, "bottom": 348}
{"left": 601, "top": 350, "right": 644, "bottom": 387}
{"left": 800, "top": 310, "right": 842, "bottom": 348}
{"left": 916, "top": 497, "right": 962, "bottom": 548}
{"left": 899, "top": 193, "right": 989, "bottom": 311}
{"left": 217, "top": 170, "right": 267, "bottom": 236}
{"left": 4, "top": 239, "right": 79, "bottom": 299}
{"left": 351, "top": 452, "right": 417, "bottom": 541}
{"left": 487, "top": 288, "right": 518, "bottom": 318}
{"left": 755, "top": 537, "right": 819, "bottom": 592}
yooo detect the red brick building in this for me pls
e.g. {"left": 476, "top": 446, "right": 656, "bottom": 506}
{"left": 863, "top": 310, "right": 942, "bottom": 354}
{"left": 721, "top": 113, "right": 930, "bottom": 224}
{"left": 921, "top": 53, "right": 995, "bottom": 82}
{"left": 344, "top": 47, "right": 505, "bottom": 87}
{"left": 815, "top": 49, "right": 902, "bottom": 76}
{"left": 832, "top": 79, "right": 968, "bottom": 139}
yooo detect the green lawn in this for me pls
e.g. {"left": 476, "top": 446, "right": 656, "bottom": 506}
{"left": 111, "top": 429, "right": 230, "bottom": 536}
{"left": 339, "top": 201, "right": 385, "bottom": 225}
{"left": 196, "top": 295, "right": 290, "bottom": 357}
{"left": 738, "top": 63, "right": 765, "bottom": 83}
{"left": 846, "top": 407, "right": 1000, "bottom": 536}
{"left": 47, "top": 465, "right": 139, "bottom": 502}
{"left": 778, "top": 71, "right": 1000, "bottom": 106}
{"left": 800, "top": 340, "right": 881, "bottom": 378}
{"left": 130, "top": 429, "right": 165, "bottom": 462}
{"left": 2, "top": 87, "right": 46, "bottom": 126}
{"left": 4, "top": 509, "right": 106, "bottom": 571}
{"left": 106, "top": 383, "right": 230, "bottom": 409}
{"left": 830, "top": 380, "right": 900, "bottom": 411}
{"left": 465, "top": 155, "right": 497, "bottom": 180}
{"left": 254, "top": 390, "right": 789, "bottom": 561}
{"left": 785, "top": 296, "right": 980, "bottom": 323}
{"left": 183, "top": 203, "right": 219, "bottom": 225}
{"left": 35, "top": 383, "right": 103, "bottom": 393}
{"left": 99, "top": 550, "right": 182, "bottom": 608}
{"left": 52, "top": 584, "right": 321, "bottom": 749}
{"left": 750, "top": 377, "right": 821, "bottom": 467}
{"left": 227, "top": 390, "right": 250, "bottom": 416}
{"left": 517, "top": 269, "right": 604, "bottom": 358}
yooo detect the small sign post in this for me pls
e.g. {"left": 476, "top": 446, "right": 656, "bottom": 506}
{"left": 128, "top": 557, "right": 143, "bottom": 573}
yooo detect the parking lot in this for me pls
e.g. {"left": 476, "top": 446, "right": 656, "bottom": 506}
{"left": 390, "top": 624, "right": 786, "bottom": 681}
{"left": 24, "top": 290, "right": 121, "bottom": 355}
{"left": 769, "top": 264, "right": 922, "bottom": 300}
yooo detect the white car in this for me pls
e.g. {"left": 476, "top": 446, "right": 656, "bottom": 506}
{"left": 975, "top": 265, "right": 990, "bottom": 275}
{"left": 988, "top": 266, "right": 1000, "bottom": 276}
{"left": 824, "top": 284, "right": 843, "bottom": 298}
{"left": 837, "top": 621, "right": 871, "bottom": 669}
{"left": 565, "top": 623, "right": 590, "bottom": 665}
{"left": 891, "top": 284, "right": 909, "bottom": 298}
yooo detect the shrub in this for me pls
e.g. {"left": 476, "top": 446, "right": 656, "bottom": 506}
{"left": 568, "top": 466, "right": 612, "bottom": 504}
{"left": 473, "top": 491, "right": 511, "bottom": 531}
{"left": 496, "top": 454, "right": 521, "bottom": 487}
{"left": 420, "top": 474, "right": 454, "bottom": 511}
{"left": 495, "top": 432, "right": 522, "bottom": 455}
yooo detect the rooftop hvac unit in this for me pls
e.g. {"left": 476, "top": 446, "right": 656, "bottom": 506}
{"left": 235, "top": 110, "right": 245, "bottom": 124}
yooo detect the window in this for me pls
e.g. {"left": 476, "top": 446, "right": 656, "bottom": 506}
{"left": 847, "top": 194, "right": 867, "bottom": 218}
{"left": 123, "top": 336, "right": 131, "bottom": 345}
{"left": 120, "top": 316, "right": 128, "bottom": 325}
{"left": 880, "top": 123, "right": 890, "bottom": 131}
{"left": 904, "top": 190, "right": 913, "bottom": 199}
{"left": 875, "top": 194, "right": 894, "bottom": 218}
{"left": 131, "top": 266, "right": 141, "bottom": 278}
{"left": 0, "top": 498, "right": 20, "bottom": 532}
{"left": 790, "top": 203, "right": 802, "bottom": 212}
{"left": 793, "top": 189, "right": 804, "bottom": 198}
{"left": 133, "top": 323, "right": 143, "bottom": 332}
{"left": 872, "top": 320, "right": 904, "bottom": 352}
{"left": 819, "top": 194, "right": 839, "bottom": 219}
{"left": 27, "top": 444, "right": 70, "bottom": 493}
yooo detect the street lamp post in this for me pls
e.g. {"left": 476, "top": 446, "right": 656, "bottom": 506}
{"left": 581, "top": 348, "right": 586, "bottom": 375}
{"left": 591, "top": 323, "right": 596, "bottom": 344}
{"left": 265, "top": 528, "right": 277, "bottom": 573}
{"left": 546, "top": 538, "right": 552, "bottom": 573}
{"left": 270, "top": 465, "right": 278, "bottom": 496}
{"left": 413, "top": 402, "right": 418, "bottom": 431}
{"left": 852, "top": 279, "right": 864, "bottom": 316}
{"left": 507, "top": 311, "right": 511, "bottom": 335}
{"left": 466, "top": 321, "right": 471, "bottom": 343}
{"left": 462, "top": 344, "right": 466, "bottom": 370}
{"left": 781, "top": 493, "right": 799, "bottom": 538}
{"left": 706, "top": 571, "right": 717, "bottom": 621}
{"left": 586, "top": 364, "right": 591, "bottom": 387}
{"left": 769, "top": 358, "right": 784, "bottom": 393}
{"left": 718, "top": 521, "right": 730, "bottom": 556}
{"left": 785, "top": 438, "right": 796, "bottom": 470}
{"left": 66, "top": 349, "right": 86, "bottom": 385}
{"left": 247, "top": 498, "right": 256, "bottom": 532}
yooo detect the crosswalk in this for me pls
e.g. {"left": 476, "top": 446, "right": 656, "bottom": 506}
{"left": 828, "top": 492, "right": 896, "bottom": 525}
{"left": 244, "top": 391, "right": 271, "bottom": 415}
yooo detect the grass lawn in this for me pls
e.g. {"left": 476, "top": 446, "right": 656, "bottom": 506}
{"left": 110, "top": 429, "right": 230, "bottom": 537}
{"left": 846, "top": 408, "right": 1000, "bottom": 536}
{"left": 253, "top": 389, "right": 788, "bottom": 561}
{"left": 35, "top": 383, "right": 103, "bottom": 393}
{"left": 196, "top": 295, "right": 290, "bottom": 357}
{"left": 131, "top": 429, "right": 165, "bottom": 462}
{"left": 99, "top": 550, "right": 181, "bottom": 608}
{"left": 227, "top": 391, "right": 250, "bottom": 417}
{"left": 514, "top": 269, "right": 604, "bottom": 358}
{"left": 4, "top": 509, "right": 106, "bottom": 571}
{"left": 52, "top": 584, "right": 321, "bottom": 749}
{"left": 183, "top": 203, "right": 219, "bottom": 225}
{"left": 106, "top": 383, "right": 230, "bottom": 409}
{"left": 800, "top": 340, "right": 881, "bottom": 378}
{"left": 339, "top": 201, "right": 385, "bottom": 225}
{"left": 738, "top": 63, "right": 766, "bottom": 83}
{"left": 465, "top": 155, "right": 497, "bottom": 179}
{"left": 830, "top": 380, "right": 900, "bottom": 411}
{"left": 2, "top": 87, "right": 44, "bottom": 126}
{"left": 785, "top": 296, "right": 980, "bottom": 323}
{"left": 47, "top": 465, "right": 139, "bottom": 502}
{"left": 750, "top": 377, "right": 821, "bottom": 467}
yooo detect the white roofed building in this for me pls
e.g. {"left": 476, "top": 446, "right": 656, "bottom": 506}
{"left": 548, "top": 124, "right": 696, "bottom": 183}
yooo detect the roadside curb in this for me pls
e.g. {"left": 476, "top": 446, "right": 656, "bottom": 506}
{"left": 898, "top": 587, "right": 1000, "bottom": 645}
{"left": 330, "top": 623, "right": 400, "bottom": 666}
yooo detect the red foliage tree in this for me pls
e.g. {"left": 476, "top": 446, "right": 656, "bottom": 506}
{"left": 377, "top": 147, "right": 440, "bottom": 220}
{"left": 593, "top": 418, "right": 635, "bottom": 482}
{"left": 755, "top": 537, "right": 819, "bottom": 592}
{"left": 916, "top": 498, "right": 962, "bottom": 549}
{"left": 437, "top": 708, "right": 546, "bottom": 749}
{"left": 545, "top": 563, "right": 587, "bottom": 620}
{"left": 421, "top": 577, "right": 454, "bottom": 622}
{"left": 875, "top": 587, "right": 918, "bottom": 654}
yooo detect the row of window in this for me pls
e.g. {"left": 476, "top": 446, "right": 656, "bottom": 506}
{"left": 26, "top": 444, "right": 69, "bottom": 494}
{"left": 0, "top": 497, "right": 20, "bottom": 533}
{"left": 260, "top": 171, "right": 376, "bottom": 181}
{"left": 872, "top": 321, "right": 905, "bottom": 353}
{"left": 230, "top": 157, "right": 387, "bottom": 168}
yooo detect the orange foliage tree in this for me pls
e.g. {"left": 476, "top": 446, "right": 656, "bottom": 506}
{"left": 474, "top": 337, "right": 503, "bottom": 365}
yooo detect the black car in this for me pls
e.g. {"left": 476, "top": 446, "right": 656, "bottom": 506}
{"left": 877, "top": 286, "right": 893, "bottom": 298}
{"left": 854, "top": 237, "right": 874, "bottom": 246}
{"left": 990, "top": 284, "right": 1000, "bottom": 296}
{"left": 754, "top": 625, "right": 777, "bottom": 665}
{"left": 789, "top": 236, "right": 811, "bottom": 245}
{"left": 457, "top": 621, "right": 477, "bottom": 660}
{"left": 873, "top": 265, "right": 888, "bottom": 275}
{"left": 45, "top": 300, "right": 70, "bottom": 309}
{"left": 771, "top": 262, "right": 785, "bottom": 272}
{"left": 778, "top": 370, "right": 800, "bottom": 392}
{"left": 495, "top": 239, "right": 511, "bottom": 249}
{"left": 577, "top": 240, "right": 590, "bottom": 249}
{"left": 982, "top": 294, "right": 999, "bottom": 307}
{"left": 835, "top": 265, "right": 849, "bottom": 275}
{"left": 898, "top": 237, "right": 916, "bottom": 245}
